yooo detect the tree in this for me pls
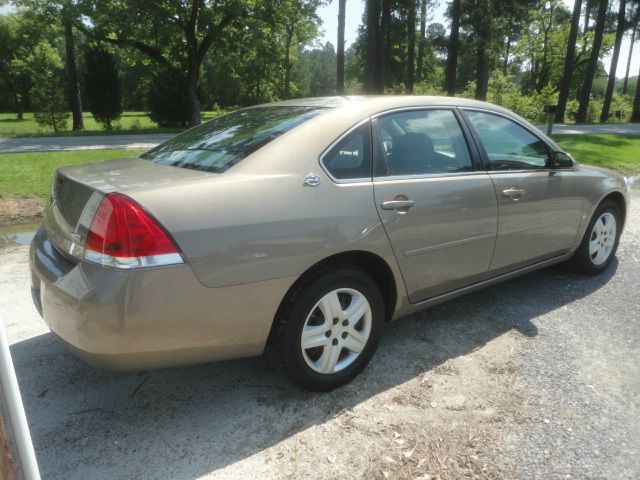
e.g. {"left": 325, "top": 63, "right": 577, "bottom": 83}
{"left": 555, "top": 0, "right": 583, "bottom": 123}
{"left": 0, "top": 12, "right": 46, "bottom": 120}
{"left": 444, "top": 0, "right": 461, "bottom": 95}
{"left": 81, "top": 0, "right": 244, "bottom": 126}
{"left": 633, "top": 61, "right": 640, "bottom": 121}
{"left": 416, "top": 0, "right": 428, "bottom": 84}
{"left": 623, "top": 1, "right": 639, "bottom": 94}
{"left": 29, "top": 42, "right": 69, "bottom": 132}
{"left": 61, "top": 4, "right": 83, "bottom": 131}
{"left": 337, "top": 0, "right": 346, "bottom": 93}
{"left": 276, "top": 0, "right": 322, "bottom": 99}
{"left": 364, "top": 0, "right": 382, "bottom": 93}
{"left": 405, "top": 0, "right": 417, "bottom": 93}
{"left": 84, "top": 46, "right": 122, "bottom": 129}
{"left": 15, "top": 1, "right": 86, "bottom": 130}
{"left": 601, "top": 0, "right": 627, "bottom": 122}
{"left": 576, "top": 0, "right": 608, "bottom": 123}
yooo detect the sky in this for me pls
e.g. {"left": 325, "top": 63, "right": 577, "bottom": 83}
{"left": 316, "top": 0, "right": 640, "bottom": 79}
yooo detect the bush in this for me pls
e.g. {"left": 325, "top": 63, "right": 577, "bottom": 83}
{"left": 147, "top": 69, "right": 191, "bottom": 128}
{"left": 84, "top": 46, "right": 123, "bottom": 129}
{"left": 28, "top": 43, "right": 69, "bottom": 132}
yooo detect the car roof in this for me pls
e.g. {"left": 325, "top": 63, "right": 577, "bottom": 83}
{"left": 259, "top": 95, "right": 510, "bottom": 113}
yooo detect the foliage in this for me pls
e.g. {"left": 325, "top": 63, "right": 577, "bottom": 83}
{"left": 28, "top": 42, "right": 69, "bottom": 132}
{"left": 84, "top": 46, "right": 122, "bottom": 129}
{"left": 147, "top": 68, "right": 192, "bottom": 128}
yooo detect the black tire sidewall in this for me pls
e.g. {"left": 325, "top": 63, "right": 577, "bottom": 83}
{"left": 280, "top": 267, "right": 384, "bottom": 391}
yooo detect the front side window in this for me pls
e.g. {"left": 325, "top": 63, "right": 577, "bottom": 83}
{"left": 464, "top": 111, "right": 550, "bottom": 171}
{"left": 374, "top": 109, "right": 473, "bottom": 176}
{"left": 142, "top": 106, "right": 326, "bottom": 173}
{"left": 321, "top": 123, "right": 371, "bottom": 180}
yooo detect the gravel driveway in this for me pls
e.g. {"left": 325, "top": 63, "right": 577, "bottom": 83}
{"left": 0, "top": 191, "right": 638, "bottom": 479}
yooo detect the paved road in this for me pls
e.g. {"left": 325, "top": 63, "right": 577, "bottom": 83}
{"left": 540, "top": 123, "right": 640, "bottom": 135}
{"left": 0, "top": 123, "right": 639, "bottom": 154}
{"left": 0, "top": 133, "right": 174, "bottom": 154}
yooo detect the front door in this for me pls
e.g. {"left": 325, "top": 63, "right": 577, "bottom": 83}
{"left": 462, "top": 110, "right": 583, "bottom": 271}
{"left": 372, "top": 109, "right": 498, "bottom": 303}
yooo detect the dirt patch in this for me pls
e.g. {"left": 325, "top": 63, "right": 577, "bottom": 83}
{"left": 0, "top": 197, "right": 44, "bottom": 228}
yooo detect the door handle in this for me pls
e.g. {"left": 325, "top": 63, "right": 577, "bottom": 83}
{"left": 502, "top": 187, "right": 525, "bottom": 198}
{"left": 381, "top": 199, "right": 416, "bottom": 212}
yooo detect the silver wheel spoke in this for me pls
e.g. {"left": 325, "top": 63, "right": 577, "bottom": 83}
{"left": 346, "top": 299, "right": 367, "bottom": 325}
{"left": 301, "top": 325, "right": 330, "bottom": 350}
{"left": 589, "top": 238, "right": 600, "bottom": 256}
{"left": 319, "top": 291, "right": 341, "bottom": 322}
{"left": 318, "top": 344, "right": 342, "bottom": 374}
{"left": 343, "top": 328, "right": 367, "bottom": 353}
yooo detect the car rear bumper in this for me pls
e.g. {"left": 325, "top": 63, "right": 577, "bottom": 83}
{"left": 29, "top": 227, "right": 297, "bottom": 371}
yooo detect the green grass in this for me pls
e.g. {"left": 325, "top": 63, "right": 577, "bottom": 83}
{"left": 552, "top": 134, "right": 640, "bottom": 176}
{"left": 0, "top": 111, "right": 222, "bottom": 138}
{"left": 0, "top": 149, "right": 145, "bottom": 197}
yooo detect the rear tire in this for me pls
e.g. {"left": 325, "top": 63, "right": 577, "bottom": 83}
{"left": 268, "top": 264, "right": 384, "bottom": 391}
{"left": 567, "top": 200, "right": 621, "bottom": 275}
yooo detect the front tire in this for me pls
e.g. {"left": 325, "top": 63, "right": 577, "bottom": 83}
{"left": 568, "top": 199, "right": 621, "bottom": 275}
{"left": 269, "top": 265, "right": 384, "bottom": 391}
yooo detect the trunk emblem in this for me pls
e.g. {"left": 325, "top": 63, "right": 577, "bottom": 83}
{"left": 304, "top": 174, "right": 321, "bottom": 187}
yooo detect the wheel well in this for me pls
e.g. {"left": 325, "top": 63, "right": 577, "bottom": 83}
{"left": 603, "top": 191, "right": 626, "bottom": 227}
{"left": 281, "top": 251, "right": 398, "bottom": 323}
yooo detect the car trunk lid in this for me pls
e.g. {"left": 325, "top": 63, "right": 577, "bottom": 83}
{"left": 44, "top": 156, "right": 211, "bottom": 260}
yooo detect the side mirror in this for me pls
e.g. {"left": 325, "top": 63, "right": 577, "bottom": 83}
{"left": 553, "top": 151, "right": 575, "bottom": 169}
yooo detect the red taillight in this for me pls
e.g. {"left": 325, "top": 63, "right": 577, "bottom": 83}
{"left": 84, "top": 193, "right": 183, "bottom": 268}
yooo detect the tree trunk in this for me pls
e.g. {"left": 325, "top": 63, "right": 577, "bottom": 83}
{"left": 555, "top": 0, "right": 583, "bottom": 123}
{"left": 187, "top": 63, "right": 201, "bottom": 126}
{"left": 502, "top": 34, "right": 512, "bottom": 75}
{"left": 576, "top": 0, "right": 608, "bottom": 123}
{"left": 379, "top": 0, "right": 391, "bottom": 91}
{"left": 475, "top": 39, "right": 489, "bottom": 100}
{"left": 623, "top": 20, "right": 637, "bottom": 95}
{"left": 365, "top": 0, "right": 381, "bottom": 93}
{"left": 406, "top": 1, "right": 416, "bottom": 93}
{"left": 444, "top": 0, "right": 461, "bottom": 96}
{"left": 416, "top": 0, "right": 427, "bottom": 84}
{"left": 63, "top": 12, "right": 84, "bottom": 131}
{"left": 284, "top": 26, "right": 294, "bottom": 99}
{"left": 632, "top": 60, "right": 640, "bottom": 121}
{"left": 600, "top": 0, "right": 626, "bottom": 122}
{"left": 336, "top": 0, "right": 346, "bottom": 94}
{"left": 474, "top": 1, "right": 491, "bottom": 101}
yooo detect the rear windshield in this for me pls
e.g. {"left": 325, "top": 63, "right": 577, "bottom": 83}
{"left": 142, "top": 106, "right": 326, "bottom": 173}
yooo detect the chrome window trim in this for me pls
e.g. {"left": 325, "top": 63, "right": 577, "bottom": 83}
{"left": 373, "top": 170, "right": 488, "bottom": 183}
{"left": 318, "top": 117, "right": 374, "bottom": 185}
{"left": 371, "top": 105, "right": 459, "bottom": 119}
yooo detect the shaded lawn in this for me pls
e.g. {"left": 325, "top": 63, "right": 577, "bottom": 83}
{"left": 0, "top": 111, "right": 221, "bottom": 138}
{"left": 0, "top": 149, "right": 145, "bottom": 197}
{"left": 552, "top": 134, "right": 640, "bottom": 176}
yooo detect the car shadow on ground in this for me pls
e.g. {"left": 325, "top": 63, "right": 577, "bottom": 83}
{"left": 10, "top": 261, "right": 617, "bottom": 480}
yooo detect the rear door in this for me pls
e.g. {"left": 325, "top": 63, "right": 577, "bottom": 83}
{"left": 461, "top": 109, "right": 583, "bottom": 271}
{"left": 372, "top": 108, "right": 498, "bottom": 303}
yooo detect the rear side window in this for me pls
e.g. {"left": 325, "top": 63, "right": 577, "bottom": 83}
{"left": 321, "top": 123, "right": 371, "bottom": 180}
{"left": 464, "top": 111, "right": 550, "bottom": 170}
{"left": 142, "top": 106, "right": 326, "bottom": 173}
{"left": 374, "top": 109, "right": 472, "bottom": 176}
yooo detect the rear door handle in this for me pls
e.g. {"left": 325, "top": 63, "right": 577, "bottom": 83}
{"left": 381, "top": 199, "right": 416, "bottom": 212}
{"left": 502, "top": 188, "right": 525, "bottom": 198}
